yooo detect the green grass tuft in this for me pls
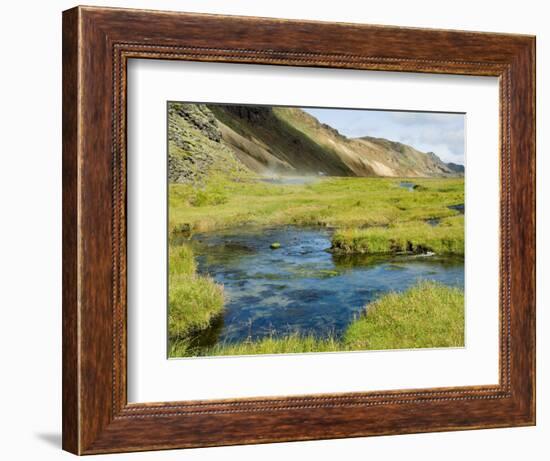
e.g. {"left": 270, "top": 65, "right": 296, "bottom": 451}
{"left": 168, "top": 245, "right": 225, "bottom": 341}
{"left": 171, "top": 333, "right": 343, "bottom": 357}
{"left": 331, "top": 215, "right": 464, "bottom": 256}
{"left": 343, "top": 281, "right": 464, "bottom": 349}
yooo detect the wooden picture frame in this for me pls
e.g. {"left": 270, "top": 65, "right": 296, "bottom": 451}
{"left": 62, "top": 5, "right": 536, "bottom": 455}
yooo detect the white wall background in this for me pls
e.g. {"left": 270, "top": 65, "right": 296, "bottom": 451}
{"left": 0, "top": 0, "right": 545, "bottom": 459}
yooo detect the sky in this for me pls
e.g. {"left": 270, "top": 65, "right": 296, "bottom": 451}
{"left": 303, "top": 108, "right": 465, "bottom": 165}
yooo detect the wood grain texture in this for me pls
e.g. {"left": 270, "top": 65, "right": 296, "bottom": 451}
{"left": 62, "top": 5, "right": 536, "bottom": 455}
{"left": 62, "top": 7, "right": 80, "bottom": 454}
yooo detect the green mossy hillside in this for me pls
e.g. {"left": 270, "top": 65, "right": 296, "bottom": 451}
{"left": 168, "top": 103, "right": 251, "bottom": 185}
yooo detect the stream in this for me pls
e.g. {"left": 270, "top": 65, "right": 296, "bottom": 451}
{"left": 184, "top": 226, "right": 464, "bottom": 348}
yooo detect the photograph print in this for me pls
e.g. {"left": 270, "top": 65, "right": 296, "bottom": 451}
{"left": 167, "top": 102, "right": 465, "bottom": 358}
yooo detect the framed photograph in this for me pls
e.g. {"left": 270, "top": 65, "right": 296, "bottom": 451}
{"left": 62, "top": 6, "right": 535, "bottom": 455}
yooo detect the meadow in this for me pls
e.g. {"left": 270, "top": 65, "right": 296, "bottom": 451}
{"left": 169, "top": 175, "right": 464, "bottom": 254}
{"left": 168, "top": 175, "right": 465, "bottom": 357}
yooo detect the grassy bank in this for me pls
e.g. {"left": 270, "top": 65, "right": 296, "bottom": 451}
{"left": 169, "top": 176, "right": 464, "bottom": 236}
{"left": 170, "top": 333, "right": 343, "bottom": 357}
{"left": 342, "top": 281, "right": 464, "bottom": 349}
{"left": 168, "top": 244, "right": 224, "bottom": 341}
{"left": 169, "top": 281, "right": 464, "bottom": 357}
{"left": 331, "top": 215, "right": 464, "bottom": 256}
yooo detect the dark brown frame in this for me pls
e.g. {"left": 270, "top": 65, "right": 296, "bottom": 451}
{"left": 62, "top": 5, "right": 536, "bottom": 455}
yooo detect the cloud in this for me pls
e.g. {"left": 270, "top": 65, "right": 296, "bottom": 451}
{"left": 303, "top": 108, "right": 465, "bottom": 164}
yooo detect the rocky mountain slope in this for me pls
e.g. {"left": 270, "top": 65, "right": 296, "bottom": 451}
{"left": 168, "top": 103, "right": 463, "bottom": 183}
{"left": 168, "top": 103, "right": 249, "bottom": 184}
{"left": 446, "top": 162, "right": 466, "bottom": 174}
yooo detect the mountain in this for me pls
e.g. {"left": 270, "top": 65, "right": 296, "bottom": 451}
{"left": 168, "top": 103, "right": 462, "bottom": 183}
{"left": 168, "top": 103, "right": 249, "bottom": 184}
{"left": 353, "top": 138, "right": 455, "bottom": 177}
{"left": 209, "top": 105, "right": 356, "bottom": 176}
{"left": 446, "top": 162, "right": 465, "bottom": 175}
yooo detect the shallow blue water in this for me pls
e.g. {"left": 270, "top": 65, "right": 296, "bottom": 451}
{"left": 448, "top": 204, "right": 465, "bottom": 214}
{"left": 188, "top": 226, "right": 464, "bottom": 346}
{"left": 399, "top": 181, "right": 416, "bottom": 191}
